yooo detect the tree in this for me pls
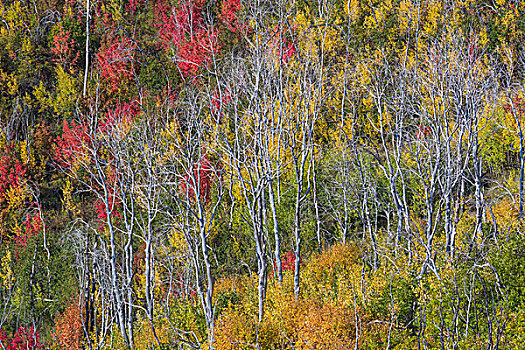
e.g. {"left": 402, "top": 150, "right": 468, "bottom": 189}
{"left": 163, "top": 88, "right": 224, "bottom": 349}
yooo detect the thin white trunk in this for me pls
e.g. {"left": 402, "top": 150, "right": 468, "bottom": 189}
{"left": 83, "top": 0, "right": 89, "bottom": 97}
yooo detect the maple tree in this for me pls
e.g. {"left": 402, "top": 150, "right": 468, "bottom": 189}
{"left": 154, "top": 0, "right": 220, "bottom": 78}
{"left": 96, "top": 37, "right": 137, "bottom": 93}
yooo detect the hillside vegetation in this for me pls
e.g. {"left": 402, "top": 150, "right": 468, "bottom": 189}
{"left": 0, "top": 0, "right": 524, "bottom": 348}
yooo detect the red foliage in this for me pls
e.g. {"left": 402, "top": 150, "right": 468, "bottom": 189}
{"left": 0, "top": 329, "right": 9, "bottom": 349}
{"left": 98, "top": 102, "right": 138, "bottom": 136}
{"left": 96, "top": 37, "right": 137, "bottom": 92}
{"left": 504, "top": 96, "right": 525, "bottom": 115}
{"left": 54, "top": 101, "right": 135, "bottom": 167}
{"left": 154, "top": 0, "right": 220, "bottom": 78}
{"left": 94, "top": 3, "right": 117, "bottom": 32}
{"left": 155, "top": 86, "right": 179, "bottom": 109}
{"left": 14, "top": 214, "right": 42, "bottom": 248}
{"left": 211, "top": 89, "right": 231, "bottom": 117}
{"left": 53, "top": 119, "right": 90, "bottom": 168}
{"left": 181, "top": 155, "right": 217, "bottom": 204}
{"left": 270, "top": 249, "right": 302, "bottom": 278}
{"left": 282, "top": 249, "right": 298, "bottom": 271}
{"left": 26, "top": 213, "right": 43, "bottom": 237}
{"left": 10, "top": 326, "right": 44, "bottom": 350}
{"left": 467, "top": 30, "right": 480, "bottom": 63}
{"left": 269, "top": 28, "right": 297, "bottom": 65}
{"left": 51, "top": 25, "right": 79, "bottom": 71}
{"left": 93, "top": 0, "right": 137, "bottom": 91}
{"left": 154, "top": 0, "right": 205, "bottom": 47}
{"left": 95, "top": 195, "right": 121, "bottom": 223}
{"left": 179, "top": 31, "right": 219, "bottom": 78}
{"left": 93, "top": 164, "right": 122, "bottom": 230}
{"left": 133, "top": 243, "right": 146, "bottom": 284}
{"left": 416, "top": 125, "right": 431, "bottom": 139}
{"left": 126, "top": 0, "right": 146, "bottom": 14}
{"left": 0, "top": 326, "right": 44, "bottom": 350}
{"left": 219, "top": 0, "right": 243, "bottom": 33}
{"left": 0, "top": 145, "right": 26, "bottom": 215}
{"left": 279, "top": 42, "right": 296, "bottom": 64}
{"left": 54, "top": 104, "right": 137, "bottom": 169}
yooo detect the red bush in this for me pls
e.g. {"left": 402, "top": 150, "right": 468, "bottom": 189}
{"left": 98, "top": 102, "right": 138, "bottom": 137}
{"left": 416, "top": 125, "right": 431, "bottom": 139}
{"left": 0, "top": 329, "right": 9, "bottom": 348}
{"left": 503, "top": 95, "right": 525, "bottom": 115}
{"left": 96, "top": 37, "right": 137, "bottom": 92}
{"left": 13, "top": 214, "right": 42, "bottom": 249}
{"left": 268, "top": 27, "right": 297, "bottom": 66}
{"left": 211, "top": 89, "right": 231, "bottom": 117}
{"left": 154, "top": 0, "right": 220, "bottom": 78}
{"left": 51, "top": 25, "right": 79, "bottom": 70}
{"left": 126, "top": 0, "right": 145, "bottom": 14}
{"left": 219, "top": 0, "right": 242, "bottom": 33}
{"left": 282, "top": 250, "right": 297, "bottom": 271}
{"left": 0, "top": 145, "right": 26, "bottom": 209}
{"left": 0, "top": 326, "right": 44, "bottom": 350}
{"left": 54, "top": 119, "right": 90, "bottom": 169}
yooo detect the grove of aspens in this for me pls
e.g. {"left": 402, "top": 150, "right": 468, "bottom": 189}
{"left": 0, "top": 0, "right": 524, "bottom": 348}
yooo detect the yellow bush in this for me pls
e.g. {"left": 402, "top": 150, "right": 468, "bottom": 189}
{"left": 214, "top": 306, "right": 255, "bottom": 350}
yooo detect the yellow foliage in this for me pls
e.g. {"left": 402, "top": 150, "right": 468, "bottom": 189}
{"left": 0, "top": 250, "right": 13, "bottom": 290}
{"left": 293, "top": 9, "right": 343, "bottom": 61}
{"left": 52, "top": 65, "right": 77, "bottom": 114}
{"left": 346, "top": 0, "right": 361, "bottom": 22}
{"left": 61, "top": 177, "right": 80, "bottom": 217}
{"left": 214, "top": 244, "right": 409, "bottom": 349}
{"left": 0, "top": 1, "right": 26, "bottom": 36}
{"left": 294, "top": 300, "right": 355, "bottom": 349}
{"left": 488, "top": 197, "right": 520, "bottom": 233}
{"left": 6, "top": 184, "right": 28, "bottom": 211}
{"left": 399, "top": 0, "right": 419, "bottom": 33}
{"left": 214, "top": 306, "right": 255, "bottom": 350}
{"left": 165, "top": 227, "right": 188, "bottom": 263}
{"left": 6, "top": 73, "right": 19, "bottom": 96}
{"left": 19, "top": 140, "right": 28, "bottom": 165}
{"left": 215, "top": 288, "right": 356, "bottom": 350}
{"left": 363, "top": 0, "right": 394, "bottom": 31}
{"left": 134, "top": 316, "right": 170, "bottom": 350}
{"left": 455, "top": 212, "right": 476, "bottom": 246}
{"left": 422, "top": 0, "right": 443, "bottom": 36}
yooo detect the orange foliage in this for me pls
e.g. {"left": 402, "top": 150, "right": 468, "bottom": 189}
{"left": 53, "top": 299, "right": 83, "bottom": 350}
{"left": 294, "top": 300, "right": 355, "bottom": 350}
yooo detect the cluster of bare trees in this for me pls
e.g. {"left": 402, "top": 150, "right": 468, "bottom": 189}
{"left": 51, "top": 0, "right": 525, "bottom": 348}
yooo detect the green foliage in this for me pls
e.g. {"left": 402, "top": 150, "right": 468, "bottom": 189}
{"left": 491, "top": 233, "right": 525, "bottom": 312}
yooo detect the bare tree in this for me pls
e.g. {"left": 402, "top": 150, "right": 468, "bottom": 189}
{"left": 163, "top": 89, "right": 224, "bottom": 349}
{"left": 83, "top": 0, "right": 90, "bottom": 97}
{"left": 57, "top": 100, "right": 139, "bottom": 347}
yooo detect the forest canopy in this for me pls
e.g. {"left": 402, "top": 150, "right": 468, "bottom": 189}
{"left": 0, "top": 0, "right": 524, "bottom": 348}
